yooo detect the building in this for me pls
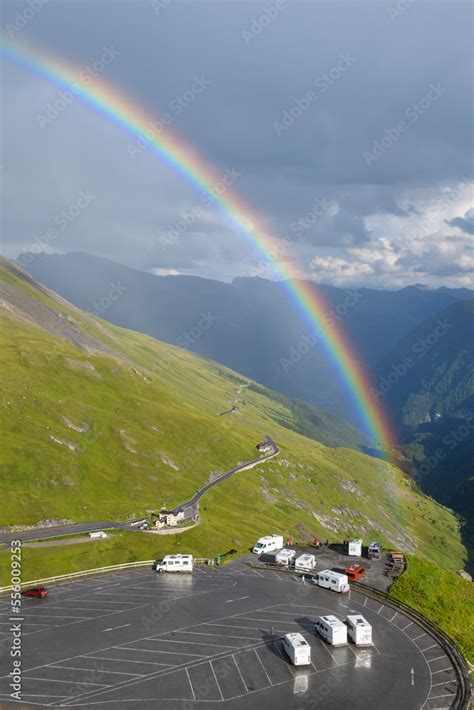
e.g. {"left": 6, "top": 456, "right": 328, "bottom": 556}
{"left": 256, "top": 440, "right": 273, "bottom": 453}
{"left": 155, "top": 509, "right": 185, "bottom": 528}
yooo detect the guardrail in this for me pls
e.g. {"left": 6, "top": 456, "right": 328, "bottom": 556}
{"left": 0, "top": 559, "right": 155, "bottom": 594}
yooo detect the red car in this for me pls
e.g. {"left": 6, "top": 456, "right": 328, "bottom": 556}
{"left": 21, "top": 586, "right": 48, "bottom": 598}
{"left": 345, "top": 564, "right": 366, "bottom": 582}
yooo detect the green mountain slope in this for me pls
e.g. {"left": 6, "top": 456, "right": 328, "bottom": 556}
{"left": 0, "top": 259, "right": 466, "bottom": 575}
{"left": 373, "top": 299, "right": 473, "bottom": 570}
{"left": 19, "top": 251, "right": 473, "bottom": 424}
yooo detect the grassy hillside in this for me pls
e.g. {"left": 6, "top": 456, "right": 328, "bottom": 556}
{"left": 0, "top": 259, "right": 467, "bottom": 581}
{"left": 390, "top": 556, "right": 474, "bottom": 663}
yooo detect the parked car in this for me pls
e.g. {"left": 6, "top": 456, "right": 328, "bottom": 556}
{"left": 345, "top": 563, "right": 366, "bottom": 582}
{"left": 21, "top": 586, "right": 48, "bottom": 598}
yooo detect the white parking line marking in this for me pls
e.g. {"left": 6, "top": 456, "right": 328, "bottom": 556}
{"left": 412, "top": 633, "right": 427, "bottom": 641}
{"left": 427, "top": 655, "right": 447, "bottom": 663}
{"left": 102, "top": 623, "right": 132, "bottom": 632}
{"left": 431, "top": 680, "right": 458, "bottom": 687}
{"left": 363, "top": 597, "right": 367, "bottom": 607}
{"left": 147, "top": 638, "right": 235, "bottom": 649}
{"left": 253, "top": 649, "right": 273, "bottom": 687}
{"left": 24, "top": 676, "right": 110, "bottom": 687}
{"left": 120, "top": 646, "right": 208, "bottom": 657}
{"left": 83, "top": 655, "right": 174, "bottom": 667}
{"left": 232, "top": 654, "right": 248, "bottom": 692}
{"left": 421, "top": 644, "right": 438, "bottom": 652}
{"left": 377, "top": 604, "right": 384, "bottom": 614}
{"left": 402, "top": 622, "right": 413, "bottom": 631}
{"left": 428, "top": 693, "right": 456, "bottom": 699}
{"left": 431, "top": 667, "right": 453, "bottom": 674}
{"left": 186, "top": 667, "right": 196, "bottom": 701}
{"left": 390, "top": 612, "right": 398, "bottom": 622}
{"left": 50, "top": 664, "right": 141, "bottom": 677}
{"left": 210, "top": 661, "right": 224, "bottom": 700}
{"left": 181, "top": 630, "right": 260, "bottom": 641}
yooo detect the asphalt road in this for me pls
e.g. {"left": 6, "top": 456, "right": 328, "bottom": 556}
{"left": 0, "top": 559, "right": 461, "bottom": 709}
{"left": 170, "top": 438, "right": 279, "bottom": 515}
{"left": 0, "top": 522, "right": 122, "bottom": 547}
{"left": 0, "top": 442, "right": 279, "bottom": 546}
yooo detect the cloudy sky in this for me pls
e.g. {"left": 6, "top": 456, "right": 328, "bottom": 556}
{"left": 1, "top": 0, "right": 473, "bottom": 288}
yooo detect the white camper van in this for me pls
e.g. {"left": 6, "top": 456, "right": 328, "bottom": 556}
{"left": 281, "top": 633, "right": 312, "bottom": 665}
{"left": 347, "top": 539, "right": 363, "bottom": 556}
{"left": 315, "top": 615, "right": 347, "bottom": 646}
{"left": 275, "top": 548, "right": 296, "bottom": 566}
{"left": 252, "top": 534, "right": 284, "bottom": 555}
{"left": 294, "top": 553, "right": 317, "bottom": 573}
{"left": 346, "top": 615, "right": 373, "bottom": 646}
{"left": 312, "top": 570, "right": 350, "bottom": 593}
{"left": 89, "top": 531, "right": 107, "bottom": 539}
{"left": 155, "top": 554, "right": 193, "bottom": 573}
{"left": 368, "top": 541, "right": 381, "bottom": 559}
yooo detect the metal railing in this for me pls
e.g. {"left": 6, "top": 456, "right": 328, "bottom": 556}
{"left": 0, "top": 559, "right": 155, "bottom": 594}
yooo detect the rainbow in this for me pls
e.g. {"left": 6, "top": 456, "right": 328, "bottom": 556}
{"left": 1, "top": 37, "right": 395, "bottom": 451}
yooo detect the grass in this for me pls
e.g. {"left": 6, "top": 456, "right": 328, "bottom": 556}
{"left": 390, "top": 555, "right": 474, "bottom": 663}
{"left": 0, "top": 261, "right": 469, "bottom": 617}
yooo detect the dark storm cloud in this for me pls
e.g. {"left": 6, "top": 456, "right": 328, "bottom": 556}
{"left": 446, "top": 208, "right": 474, "bottom": 235}
{"left": 1, "top": 0, "right": 473, "bottom": 285}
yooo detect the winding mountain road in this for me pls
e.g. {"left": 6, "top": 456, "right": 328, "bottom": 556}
{"left": 169, "top": 437, "right": 279, "bottom": 515}
{"left": 0, "top": 439, "right": 279, "bottom": 545}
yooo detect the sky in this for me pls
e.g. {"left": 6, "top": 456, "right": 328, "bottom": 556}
{"left": 1, "top": 0, "right": 473, "bottom": 289}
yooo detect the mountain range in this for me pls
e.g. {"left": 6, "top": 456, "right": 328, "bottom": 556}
{"left": 18, "top": 251, "right": 473, "bottom": 425}
{"left": 0, "top": 256, "right": 466, "bottom": 577}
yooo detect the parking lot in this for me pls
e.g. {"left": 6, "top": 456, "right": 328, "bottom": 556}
{"left": 0, "top": 561, "right": 461, "bottom": 709}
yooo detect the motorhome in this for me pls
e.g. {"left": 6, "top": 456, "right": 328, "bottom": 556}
{"left": 252, "top": 534, "right": 284, "bottom": 555}
{"left": 89, "top": 531, "right": 107, "bottom": 539}
{"left": 346, "top": 614, "right": 373, "bottom": 646}
{"left": 294, "top": 553, "right": 317, "bottom": 573}
{"left": 281, "top": 633, "right": 312, "bottom": 665}
{"left": 368, "top": 541, "right": 381, "bottom": 559}
{"left": 155, "top": 554, "right": 193, "bottom": 573}
{"left": 312, "top": 570, "right": 350, "bottom": 593}
{"left": 275, "top": 548, "right": 296, "bottom": 566}
{"left": 315, "top": 615, "right": 347, "bottom": 646}
{"left": 347, "top": 539, "right": 363, "bottom": 556}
